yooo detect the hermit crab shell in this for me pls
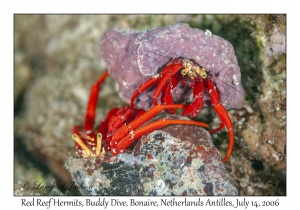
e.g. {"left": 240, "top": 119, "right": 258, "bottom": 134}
{"left": 101, "top": 23, "right": 245, "bottom": 110}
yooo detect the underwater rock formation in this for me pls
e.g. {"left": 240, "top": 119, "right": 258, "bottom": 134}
{"left": 66, "top": 116, "right": 237, "bottom": 196}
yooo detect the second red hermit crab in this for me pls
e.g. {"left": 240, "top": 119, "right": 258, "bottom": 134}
{"left": 72, "top": 71, "right": 208, "bottom": 157}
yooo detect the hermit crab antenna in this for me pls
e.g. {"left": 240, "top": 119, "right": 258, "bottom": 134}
{"left": 212, "top": 76, "right": 242, "bottom": 94}
{"left": 72, "top": 134, "right": 92, "bottom": 157}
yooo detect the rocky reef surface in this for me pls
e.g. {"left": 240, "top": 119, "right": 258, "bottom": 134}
{"left": 14, "top": 15, "right": 286, "bottom": 196}
{"left": 66, "top": 117, "right": 237, "bottom": 196}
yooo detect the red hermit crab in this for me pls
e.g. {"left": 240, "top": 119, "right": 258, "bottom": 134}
{"left": 76, "top": 24, "right": 244, "bottom": 162}
{"left": 72, "top": 71, "right": 208, "bottom": 158}
{"left": 130, "top": 57, "right": 234, "bottom": 162}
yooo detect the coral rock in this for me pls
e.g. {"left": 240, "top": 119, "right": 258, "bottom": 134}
{"left": 66, "top": 116, "right": 237, "bottom": 196}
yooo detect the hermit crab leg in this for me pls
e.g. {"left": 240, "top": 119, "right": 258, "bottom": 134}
{"left": 130, "top": 57, "right": 184, "bottom": 108}
{"left": 72, "top": 70, "right": 109, "bottom": 157}
{"left": 205, "top": 79, "right": 234, "bottom": 162}
{"left": 97, "top": 107, "right": 119, "bottom": 142}
{"left": 105, "top": 107, "right": 145, "bottom": 147}
{"left": 182, "top": 77, "right": 204, "bottom": 118}
{"left": 84, "top": 70, "right": 109, "bottom": 131}
{"left": 152, "top": 59, "right": 184, "bottom": 106}
{"left": 110, "top": 104, "right": 192, "bottom": 146}
{"left": 113, "top": 118, "right": 209, "bottom": 154}
{"left": 130, "top": 74, "right": 162, "bottom": 108}
{"left": 212, "top": 104, "right": 234, "bottom": 162}
{"left": 209, "top": 122, "right": 225, "bottom": 134}
{"left": 161, "top": 73, "right": 180, "bottom": 114}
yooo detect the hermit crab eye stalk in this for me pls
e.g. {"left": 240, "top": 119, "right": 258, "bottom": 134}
{"left": 200, "top": 71, "right": 207, "bottom": 79}
{"left": 181, "top": 69, "right": 188, "bottom": 75}
{"left": 72, "top": 134, "right": 92, "bottom": 157}
{"left": 72, "top": 133, "right": 105, "bottom": 158}
{"left": 96, "top": 133, "right": 103, "bottom": 157}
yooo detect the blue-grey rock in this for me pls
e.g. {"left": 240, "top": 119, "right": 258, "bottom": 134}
{"left": 65, "top": 115, "right": 237, "bottom": 195}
